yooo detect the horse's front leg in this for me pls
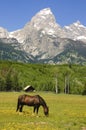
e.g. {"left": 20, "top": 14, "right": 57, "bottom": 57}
{"left": 33, "top": 106, "right": 40, "bottom": 116}
{"left": 36, "top": 106, "right": 39, "bottom": 115}
{"left": 33, "top": 106, "right": 36, "bottom": 113}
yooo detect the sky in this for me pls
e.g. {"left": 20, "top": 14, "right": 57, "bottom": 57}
{"left": 0, "top": 0, "right": 86, "bottom": 32}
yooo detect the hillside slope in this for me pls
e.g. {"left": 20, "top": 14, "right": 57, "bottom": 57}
{"left": 0, "top": 61, "right": 86, "bottom": 94}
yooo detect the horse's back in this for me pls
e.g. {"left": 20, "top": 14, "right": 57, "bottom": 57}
{"left": 18, "top": 94, "right": 26, "bottom": 100}
{"left": 17, "top": 94, "right": 46, "bottom": 106}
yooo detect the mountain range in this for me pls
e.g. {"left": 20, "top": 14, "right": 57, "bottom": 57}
{"left": 0, "top": 8, "right": 86, "bottom": 64}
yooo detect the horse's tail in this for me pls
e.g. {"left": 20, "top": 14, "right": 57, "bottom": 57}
{"left": 16, "top": 99, "right": 20, "bottom": 112}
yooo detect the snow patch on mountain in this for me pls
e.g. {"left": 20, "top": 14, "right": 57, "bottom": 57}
{"left": 77, "top": 36, "right": 86, "bottom": 40}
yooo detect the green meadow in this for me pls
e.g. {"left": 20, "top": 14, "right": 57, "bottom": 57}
{"left": 0, "top": 92, "right": 86, "bottom": 130}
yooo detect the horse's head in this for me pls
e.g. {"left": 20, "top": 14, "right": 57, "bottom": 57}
{"left": 44, "top": 106, "right": 49, "bottom": 116}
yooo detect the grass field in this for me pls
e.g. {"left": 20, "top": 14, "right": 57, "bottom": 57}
{"left": 0, "top": 92, "right": 86, "bottom": 130}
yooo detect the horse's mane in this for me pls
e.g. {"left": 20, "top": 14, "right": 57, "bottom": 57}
{"left": 36, "top": 95, "right": 47, "bottom": 107}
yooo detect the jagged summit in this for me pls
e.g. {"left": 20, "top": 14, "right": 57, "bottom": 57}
{"left": 73, "top": 20, "right": 81, "bottom": 26}
{"left": 37, "top": 8, "right": 53, "bottom": 16}
{"left": 10, "top": 8, "right": 62, "bottom": 43}
{"left": 70, "top": 21, "right": 86, "bottom": 28}
{"left": 0, "top": 8, "right": 86, "bottom": 64}
{"left": 28, "top": 8, "right": 60, "bottom": 31}
{"left": 64, "top": 20, "right": 86, "bottom": 41}
{"left": 1, "top": 8, "right": 86, "bottom": 42}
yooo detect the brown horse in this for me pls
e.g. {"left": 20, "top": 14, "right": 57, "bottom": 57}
{"left": 16, "top": 94, "right": 49, "bottom": 116}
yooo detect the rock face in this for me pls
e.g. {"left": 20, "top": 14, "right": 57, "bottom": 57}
{"left": 0, "top": 8, "right": 86, "bottom": 64}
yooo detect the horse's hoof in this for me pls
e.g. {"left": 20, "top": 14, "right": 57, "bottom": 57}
{"left": 19, "top": 112, "right": 23, "bottom": 115}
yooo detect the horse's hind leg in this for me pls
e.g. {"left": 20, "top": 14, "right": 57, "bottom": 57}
{"left": 16, "top": 101, "right": 20, "bottom": 112}
{"left": 19, "top": 105, "right": 23, "bottom": 112}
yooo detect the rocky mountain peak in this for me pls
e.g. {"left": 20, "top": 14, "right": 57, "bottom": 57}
{"left": 0, "top": 8, "right": 86, "bottom": 64}
{"left": 11, "top": 8, "right": 62, "bottom": 43}
{"left": 64, "top": 21, "right": 86, "bottom": 41}
{"left": 31, "top": 8, "right": 55, "bottom": 23}
{"left": 0, "top": 27, "right": 9, "bottom": 38}
{"left": 73, "top": 20, "right": 81, "bottom": 26}
{"left": 25, "top": 8, "right": 60, "bottom": 31}
{"left": 69, "top": 21, "right": 86, "bottom": 29}
{"left": 37, "top": 8, "right": 53, "bottom": 16}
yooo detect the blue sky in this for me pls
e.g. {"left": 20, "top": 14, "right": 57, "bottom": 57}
{"left": 0, "top": 0, "right": 86, "bottom": 31}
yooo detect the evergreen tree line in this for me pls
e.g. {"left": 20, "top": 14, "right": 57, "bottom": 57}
{"left": 0, "top": 70, "right": 22, "bottom": 91}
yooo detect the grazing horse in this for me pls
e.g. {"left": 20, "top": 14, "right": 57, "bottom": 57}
{"left": 16, "top": 94, "right": 49, "bottom": 116}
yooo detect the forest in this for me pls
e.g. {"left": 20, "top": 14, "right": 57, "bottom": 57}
{"left": 0, "top": 60, "right": 86, "bottom": 95}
